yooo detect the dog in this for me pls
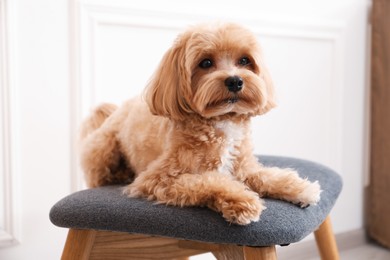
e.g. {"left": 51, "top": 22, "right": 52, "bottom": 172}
{"left": 80, "top": 23, "right": 321, "bottom": 225}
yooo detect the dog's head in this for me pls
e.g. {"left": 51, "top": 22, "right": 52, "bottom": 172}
{"left": 145, "top": 23, "right": 276, "bottom": 121}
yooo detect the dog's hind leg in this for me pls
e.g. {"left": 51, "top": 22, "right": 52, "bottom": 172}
{"left": 244, "top": 166, "right": 321, "bottom": 208}
{"left": 80, "top": 103, "right": 117, "bottom": 139}
{"left": 235, "top": 155, "right": 321, "bottom": 208}
{"left": 79, "top": 104, "right": 133, "bottom": 187}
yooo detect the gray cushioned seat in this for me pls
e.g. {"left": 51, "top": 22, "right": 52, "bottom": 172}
{"left": 50, "top": 156, "right": 342, "bottom": 247}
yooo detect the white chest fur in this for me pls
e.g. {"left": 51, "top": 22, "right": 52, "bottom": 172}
{"left": 215, "top": 121, "right": 245, "bottom": 175}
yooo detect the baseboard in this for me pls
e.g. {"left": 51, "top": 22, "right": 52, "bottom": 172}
{"left": 276, "top": 229, "right": 366, "bottom": 260}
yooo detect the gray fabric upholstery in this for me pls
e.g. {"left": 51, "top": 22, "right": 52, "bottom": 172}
{"left": 50, "top": 156, "right": 342, "bottom": 246}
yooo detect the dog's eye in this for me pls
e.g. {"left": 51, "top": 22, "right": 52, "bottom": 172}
{"left": 238, "top": 57, "right": 251, "bottom": 66}
{"left": 199, "top": 59, "right": 213, "bottom": 69}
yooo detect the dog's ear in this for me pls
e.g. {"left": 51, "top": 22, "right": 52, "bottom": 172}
{"left": 258, "top": 63, "right": 277, "bottom": 114}
{"left": 252, "top": 48, "right": 277, "bottom": 115}
{"left": 144, "top": 36, "right": 192, "bottom": 121}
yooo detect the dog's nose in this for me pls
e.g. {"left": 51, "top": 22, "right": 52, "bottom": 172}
{"left": 225, "top": 76, "right": 243, "bottom": 93}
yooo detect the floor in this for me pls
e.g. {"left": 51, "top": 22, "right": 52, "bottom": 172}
{"left": 191, "top": 242, "right": 390, "bottom": 259}
{"left": 306, "top": 243, "right": 390, "bottom": 260}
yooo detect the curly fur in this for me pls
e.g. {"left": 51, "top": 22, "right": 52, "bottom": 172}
{"left": 79, "top": 23, "right": 321, "bottom": 225}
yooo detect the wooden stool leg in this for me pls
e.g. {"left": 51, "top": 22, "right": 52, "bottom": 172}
{"left": 243, "top": 246, "right": 277, "bottom": 260}
{"left": 314, "top": 216, "right": 340, "bottom": 260}
{"left": 212, "top": 245, "right": 276, "bottom": 260}
{"left": 61, "top": 229, "right": 97, "bottom": 260}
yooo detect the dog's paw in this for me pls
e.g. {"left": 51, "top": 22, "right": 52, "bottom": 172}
{"left": 295, "top": 180, "right": 322, "bottom": 208}
{"left": 122, "top": 184, "right": 143, "bottom": 198}
{"left": 219, "top": 192, "right": 265, "bottom": 225}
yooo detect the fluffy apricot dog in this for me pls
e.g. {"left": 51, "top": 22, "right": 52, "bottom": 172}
{"left": 80, "top": 23, "right": 321, "bottom": 225}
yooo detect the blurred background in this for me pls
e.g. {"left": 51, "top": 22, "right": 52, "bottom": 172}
{"left": 0, "top": 0, "right": 378, "bottom": 259}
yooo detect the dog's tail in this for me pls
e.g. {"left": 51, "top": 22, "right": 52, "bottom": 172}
{"left": 80, "top": 103, "right": 118, "bottom": 140}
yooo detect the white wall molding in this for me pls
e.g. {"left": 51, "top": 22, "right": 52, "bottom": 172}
{"left": 69, "top": 0, "right": 84, "bottom": 192}
{"left": 82, "top": 3, "right": 346, "bottom": 40}
{"left": 0, "top": 0, "right": 21, "bottom": 247}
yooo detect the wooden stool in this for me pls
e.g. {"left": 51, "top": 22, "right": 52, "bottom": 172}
{"left": 51, "top": 156, "right": 342, "bottom": 260}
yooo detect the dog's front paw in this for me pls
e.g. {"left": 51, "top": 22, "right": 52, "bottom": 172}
{"left": 295, "top": 180, "right": 322, "bottom": 208}
{"left": 219, "top": 192, "right": 265, "bottom": 225}
{"left": 123, "top": 184, "right": 145, "bottom": 198}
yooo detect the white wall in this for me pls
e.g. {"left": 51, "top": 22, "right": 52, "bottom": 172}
{"left": 0, "top": 0, "right": 71, "bottom": 258}
{"left": 0, "top": 0, "right": 370, "bottom": 259}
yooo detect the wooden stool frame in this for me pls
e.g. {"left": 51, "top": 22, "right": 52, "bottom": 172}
{"left": 61, "top": 216, "right": 339, "bottom": 260}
